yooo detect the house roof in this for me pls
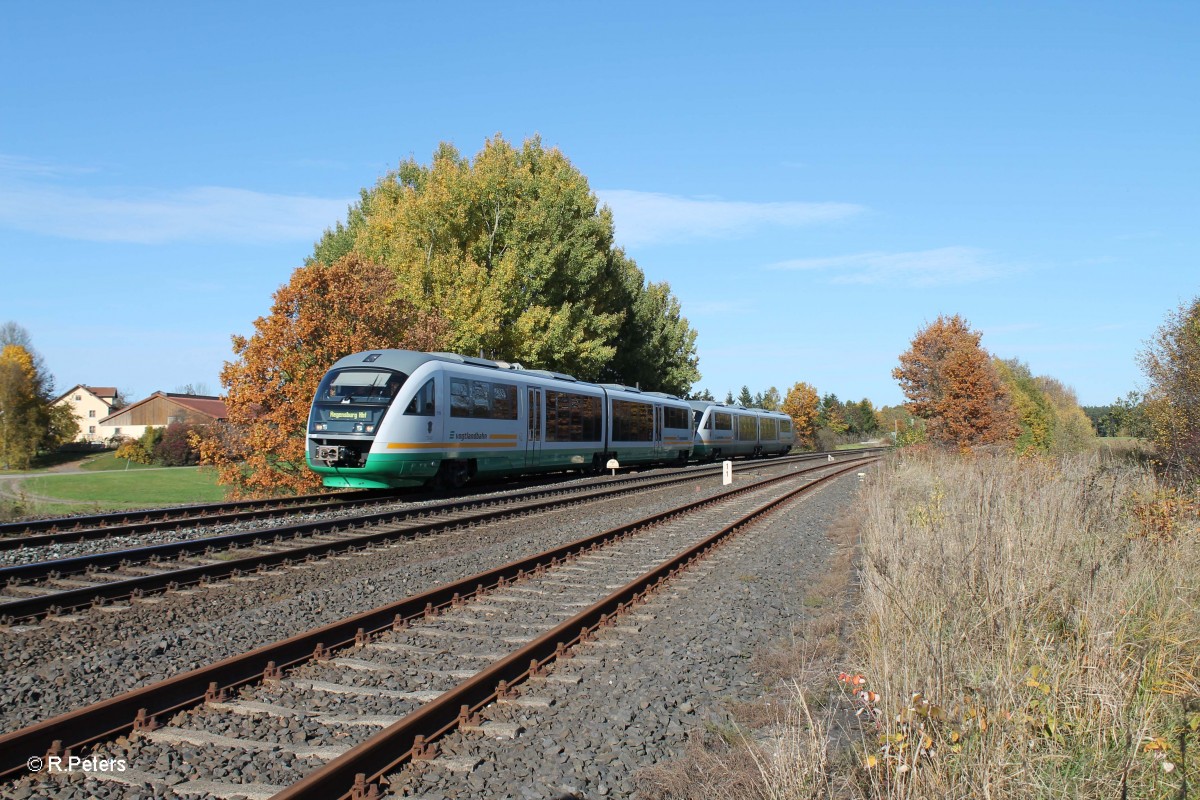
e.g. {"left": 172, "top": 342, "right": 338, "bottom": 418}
{"left": 54, "top": 384, "right": 119, "bottom": 404}
{"left": 98, "top": 391, "right": 228, "bottom": 425}
{"left": 166, "top": 393, "right": 228, "bottom": 419}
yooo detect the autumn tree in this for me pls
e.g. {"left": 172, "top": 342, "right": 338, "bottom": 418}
{"left": 782, "top": 381, "right": 820, "bottom": 449}
{"left": 314, "top": 135, "right": 699, "bottom": 394}
{"left": 760, "top": 387, "right": 782, "bottom": 411}
{"left": 1139, "top": 296, "right": 1200, "bottom": 482}
{"left": 0, "top": 324, "right": 73, "bottom": 468}
{"left": 1035, "top": 375, "right": 1096, "bottom": 454}
{"left": 893, "top": 314, "right": 1018, "bottom": 450}
{"left": 197, "top": 255, "right": 447, "bottom": 496}
{"left": 876, "top": 404, "right": 920, "bottom": 442}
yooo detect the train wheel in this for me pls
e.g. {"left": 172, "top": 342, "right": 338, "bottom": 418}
{"left": 436, "top": 459, "right": 470, "bottom": 490}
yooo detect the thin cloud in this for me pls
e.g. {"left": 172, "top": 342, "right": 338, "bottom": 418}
{"left": 596, "top": 189, "right": 863, "bottom": 247}
{"left": 0, "top": 153, "right": 97, "bottom": 178}
{"left": 765, "top": 246, "right": 1017, "bottom": 286}
{"left": 0, "top": 170, "right": 351, "bottom": 245}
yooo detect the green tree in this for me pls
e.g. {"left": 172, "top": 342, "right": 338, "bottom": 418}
{"left": 846, "top": 398, "right": 878, "bottom": 436}
{"left": 818, "top": 393, "right": 848, "bottom": 434}
{"left": 604, "top": 273, "right": 699, "bottom": 394}
{"left": 995, "top": 358, "right": 1054, "bottom": 454}
{"left": 737, "top": 385, "right": 754, "bottom": 407}
{"left": 320, "top": 135, "right": 698, "bottom": 391}
{"left": 760, "top": 387, "right": 782, "bottom": 411}
{"left": 724, "top": 390, "right": 735, "bottom": 404}
{"left": 688, "top": 388, "right": 715, "bottom": 401}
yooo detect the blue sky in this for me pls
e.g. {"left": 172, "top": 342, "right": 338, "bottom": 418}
{"left": 1, "top": 2, "right": 1196, "bottom": 407}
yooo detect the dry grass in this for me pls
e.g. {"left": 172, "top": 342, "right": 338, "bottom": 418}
{"left": 636, "top": 450, "right": 1200, "bottom": 800}
{"left": 848, "top": 449, "right": 1199, "bottom": 798}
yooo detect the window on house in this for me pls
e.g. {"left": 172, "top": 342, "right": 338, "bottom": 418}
{"left": 88, "top": 426, "right": 96, "bottom": 434}
{"left": 74, "top": 394, "right": 81, "bottom": 401}
{"left": 88, "top": 410, "right": 96, "bottom": 418}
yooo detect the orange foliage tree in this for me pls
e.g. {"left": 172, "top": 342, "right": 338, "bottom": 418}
{"left": 893, "top": 314, "right": 1018, "bottom": 451}
{"left": 196, "top": 255, "right": 447, "bottom": 496}
{"left": 782, "top": 381, "right": 820, "bottom": 450}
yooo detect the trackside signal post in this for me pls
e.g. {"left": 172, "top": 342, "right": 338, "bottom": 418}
{"left": 722, "top": 460, "right": 733, "bottom": 485}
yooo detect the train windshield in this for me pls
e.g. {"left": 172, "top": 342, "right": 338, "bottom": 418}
{"left": 309, "top": 368, "right": 408, "bottom": 435}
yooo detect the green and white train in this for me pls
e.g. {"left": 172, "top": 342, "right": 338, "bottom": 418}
{"left": 306, "top": 349, "right": 794, "bottom": 489}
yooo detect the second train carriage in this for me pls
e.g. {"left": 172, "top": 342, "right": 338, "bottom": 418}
{"left": 306, "top": 350, "right": 695, "bottom": 489}
{"left": 688, "top": 401, "right": 795, "bottom": 460}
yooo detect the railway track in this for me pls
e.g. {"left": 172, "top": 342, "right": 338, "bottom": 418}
{"left": 1, "top": 456, "right": 876, "bottom": 799}
{"left": 0, "top": 451, "right": 882, "bottom": 624}
{"left": 0, "top": 489, "right": 391, "bottom": 548}
{"left": 0, "top": 449, "right": 880, "bottom": 552}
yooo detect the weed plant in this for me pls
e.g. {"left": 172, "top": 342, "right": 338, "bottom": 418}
{"left": 846, "top": 449, "right": 1198, "bottom": 798}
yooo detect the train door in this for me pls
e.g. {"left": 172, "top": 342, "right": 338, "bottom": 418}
{"left": 526, "top": 387, "right": 543, "bottom": 467}
{"left": 654, "top": 404, "right": 664, "bottom": 457}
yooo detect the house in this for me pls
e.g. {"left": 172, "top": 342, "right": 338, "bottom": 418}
{"left": 98, "top": 392, "right": 228, "bottom": 441}
{"left": 53, "top": 385, "right": 122, "bottom": 443}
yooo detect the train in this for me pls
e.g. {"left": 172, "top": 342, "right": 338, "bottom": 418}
{"left": 306, "top": 350, "right": 796, "bottom": 489}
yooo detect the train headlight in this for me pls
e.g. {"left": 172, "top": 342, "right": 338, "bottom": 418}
{"left": 314, "top": 423, "right": 327, "bottom": 431}
{"left": 366, "top": 425, "right": 375, "bottom": 433}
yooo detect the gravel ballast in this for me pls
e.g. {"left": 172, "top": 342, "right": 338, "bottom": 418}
{"left": 2, "top": 464, "right": 869, "bottom": 800}
{"left": 0, "top": 461, "right": 840, "bottom": 734}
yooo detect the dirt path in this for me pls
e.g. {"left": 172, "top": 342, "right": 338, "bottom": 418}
{"left": 0, "top": 456, "right": 104, "bottom": 507}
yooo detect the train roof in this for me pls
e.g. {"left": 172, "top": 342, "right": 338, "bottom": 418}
{"left": 687, "top": 400, "right": 790, "bottom": 418}
{"left": 326, "top": 350, "right": 687, "bottom": 404}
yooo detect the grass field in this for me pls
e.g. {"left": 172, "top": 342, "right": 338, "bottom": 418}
{"left": 77, "top": 452, "right": 162, "bottom": 471}
{"left": 4, "top": 467, "right": 226, "bottom": 516}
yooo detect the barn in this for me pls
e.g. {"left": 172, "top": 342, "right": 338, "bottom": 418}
{"left": 97, "top": 392, "right": 227, "bottom": 441}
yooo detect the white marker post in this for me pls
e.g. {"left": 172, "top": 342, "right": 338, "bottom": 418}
{"left": 722, "top": 460, "right": 733, "bottom": 486}
{"left": 607, "top": 458, "right": 620, "bottom": 477}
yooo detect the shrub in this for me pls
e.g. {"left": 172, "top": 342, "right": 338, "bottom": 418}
{"left": 153, "top": 423, "right": 202, "bottom": 466}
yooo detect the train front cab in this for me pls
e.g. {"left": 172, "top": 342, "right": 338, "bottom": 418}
{"left": 307, "top": 355, "right": 445, "bottom": 488}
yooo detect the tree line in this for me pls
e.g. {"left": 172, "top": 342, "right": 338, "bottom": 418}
{"left": 891, "top": 314, "right": 1096, "bottom": 455}
{"left": 889, "top": 303, "right": 1200, "bottom": 479}
{"left": 202, "top": 135, "right": 701, "bottom": 495}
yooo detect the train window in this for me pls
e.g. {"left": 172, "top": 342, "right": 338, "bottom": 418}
{"left": 737, "top": 414, "right": 758, "bottom": 440}
{"left": 404, "top": 378, "right": 436, "bottom": 416}
{"left": 471, "top": 381, "right": 491, "bottom": 414}
{"left": 780, "top": 418, "right": 793, "bottom": 433}
{"left": 714, "top": 412, "right": 732, "bottom": 431}
{"left": 761, "top": 417, "right": 778, "bottom": 440}
{"left": 612, "top": 399, "right": 653, "bottom": 441}
{"left": 663, "top": 406, "right": 689, "bottom": 430}
{"left": 490, "top": 383, "right": 519, "bottom": 420}
{"left": 450, "top": 379, "right": 472, "bottom": 417}
{"left": 546, "top": 390, "right": 601, "bottom": 441}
